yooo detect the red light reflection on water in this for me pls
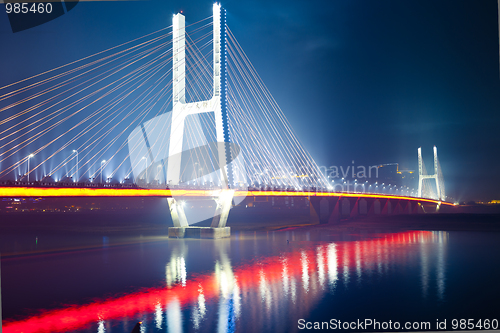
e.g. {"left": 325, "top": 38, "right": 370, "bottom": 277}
{"left": 3, "top": 231, "right": 438, "bottom": 333}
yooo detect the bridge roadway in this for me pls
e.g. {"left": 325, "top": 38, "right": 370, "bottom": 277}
{"left": 0, "top": 185, "right": 454, "bottom": 225}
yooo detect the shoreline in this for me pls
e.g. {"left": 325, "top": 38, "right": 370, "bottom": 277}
{"left": 1, "top": 211, "right": 499, "bottom": 234}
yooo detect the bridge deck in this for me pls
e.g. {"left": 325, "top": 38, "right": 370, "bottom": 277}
{"left": 0, "top": 186, "right": 454, "bottom": 206}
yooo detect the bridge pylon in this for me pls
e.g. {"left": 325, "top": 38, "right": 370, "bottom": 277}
{"left": 168, "top": 3, "right": 232, "bottom": 188}
{"left": 417, "top": 146, "right": 445, "bottom": 201}
{"left": 127, "top": 4, "right": 235, "bottom": 237}
{"left": 166, "top": 4, "right": 233, "bottom": 237}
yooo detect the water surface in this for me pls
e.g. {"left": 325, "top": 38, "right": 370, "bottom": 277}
{"left": 2, "top": 229, "right": 499, "bottom": 332}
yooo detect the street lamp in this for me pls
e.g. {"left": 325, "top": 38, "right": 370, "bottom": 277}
{"left": 26, "top": 154, "right": 34, "bottom": 182}
{"left": 101, "top": 160, "right": 106, "bottom": 184}
{"left": 142, "top": 157, "right": 147, "bottom": 183}
{"left": 73, "top": 150, "right": 78, "bottom": 182}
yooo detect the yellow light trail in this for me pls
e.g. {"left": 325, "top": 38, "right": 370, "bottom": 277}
{"left": 0, "top": 186, "right": 454, "bottom": 206}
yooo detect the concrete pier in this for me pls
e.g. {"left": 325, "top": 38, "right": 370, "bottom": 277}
{"left": 168, "top": 227, "right": 231, "bottom": 239}
{"left": 309, "top": 196, "right": 445, "bottom": 224}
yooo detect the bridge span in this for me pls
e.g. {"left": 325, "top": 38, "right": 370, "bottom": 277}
{"left": 0, "top": 185, "right": 455, "bottom": 238}
{"left": 0, "top": 185, "right": 453, "bottom": 204}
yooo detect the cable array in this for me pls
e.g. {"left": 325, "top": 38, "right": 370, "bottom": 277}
{"left": 226, "top": 28, "right": 330, "bottom": 189}
{"left": 0, "top": 15, "right": 330, "bottom": 190}
{"left": 0, "top": 18, "right": 211, "bottom": 183}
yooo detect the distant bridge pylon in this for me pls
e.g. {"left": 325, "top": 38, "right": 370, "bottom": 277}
{"left": 417, "top": 146, "right": 445, "bottom": 201}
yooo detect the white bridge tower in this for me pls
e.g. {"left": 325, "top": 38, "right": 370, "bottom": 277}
{"left": 127, "top": 4, "right": 236, "bottom": 235}
{"left": 168, "top": 3, "right": 233, "bottom": 187}
{"left": 166, "top": 4, "right": 234, "bottom": 233}
{"left": 417, "top": 146, "right": 445, "bottom": 201}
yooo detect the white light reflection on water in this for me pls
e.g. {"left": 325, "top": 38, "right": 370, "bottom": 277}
{"left": 327, "top": 243, "right": 338, "bottom": 291}
{"left": 154, "top": 303, "right": 162, "bottom": 330}
{"left": 166, "top": 251, "right": 187, "bottom": 288}
{"left": 281, "top": 257, "right": 289, "bottom": 297}
{"left": 214, "top": 242, "right": 240, "bottom": 333}
{"left": 343, "top": 245, "right": 350, "bottom": 286}
{"left": 192, "top": 285, "right": 206, "bottom": 330}
{"left": 355, "top": 241, "right": 362, "bottom": 283}
{"left": 436, "top": 231, "right": 447, "bottom": 301}
{"left": 258, "top": 268, "right": 272, "bottom": 311}
{"left": 290, "top": 276, "right": 297, "bottom": 304}
{"left": 420, "top": 235, "right": 430, "bottom": 298}
{"left": 317, "top": 246, "right": 326, "bottom": 289}
{"left": 301, "top": 251, "right": 309, "bottom": 292}
{"left": 233, "top": 283, "right": 241, "bottom": 319}
{"left": 166, "top": 298, "right": 182, "bottom": 333}
{"left": 376, "top": 238, "right": 383, "bottom": 276}
{"left": 97, "top": 319, "right": 105, "bottom": 333}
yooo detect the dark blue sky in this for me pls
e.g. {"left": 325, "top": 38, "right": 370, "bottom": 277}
{"left": 1, "top": 0, "right": 499, "bottom": 201}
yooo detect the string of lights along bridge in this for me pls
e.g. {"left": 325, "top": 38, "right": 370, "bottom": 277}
{"left": 0, "top": 4, "right": 446, "bottom": 206}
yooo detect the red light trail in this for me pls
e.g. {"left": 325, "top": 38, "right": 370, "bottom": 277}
{"left": 0, "top": 186, "right": 454, "bottom": 205}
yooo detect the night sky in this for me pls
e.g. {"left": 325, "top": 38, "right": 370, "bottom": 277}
{"left": 1, "top": 0, "right": 499, "bottom": 201}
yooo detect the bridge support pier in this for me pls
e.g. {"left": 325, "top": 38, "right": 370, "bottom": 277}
{"left": 393, "top": 200, "right": 403, "bottom": 214}
{"left": 350, "top": 198, "right": 360, "bottom": 218}
{"left": 309, "top": 197, "right": 341, "bottom": 224}
{"left": 405, "top": 201, "right": 412, "bottom": 214}
{"left": 210, "top": 190, "right": 234, "bottom": 228}
{"left": 168, "top": 190, "right": 234, "bottom": 239}
{"left": 309, "top": 195, "right": 439, "bottom": 224}
{"left": 167, "top": 198, "right": 189, "bottom": 228}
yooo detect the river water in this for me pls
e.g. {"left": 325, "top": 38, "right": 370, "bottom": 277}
{"left": 1, "top": 229, "right": 499, "bottom": 332}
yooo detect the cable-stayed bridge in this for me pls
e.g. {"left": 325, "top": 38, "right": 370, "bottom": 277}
{"left": 0, "top": 4, "right": 452, "bottom": 235}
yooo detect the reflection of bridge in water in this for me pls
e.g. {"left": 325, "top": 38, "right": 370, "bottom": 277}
{"left": 3, "top": 230, "right": 448, "bottom": 333}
